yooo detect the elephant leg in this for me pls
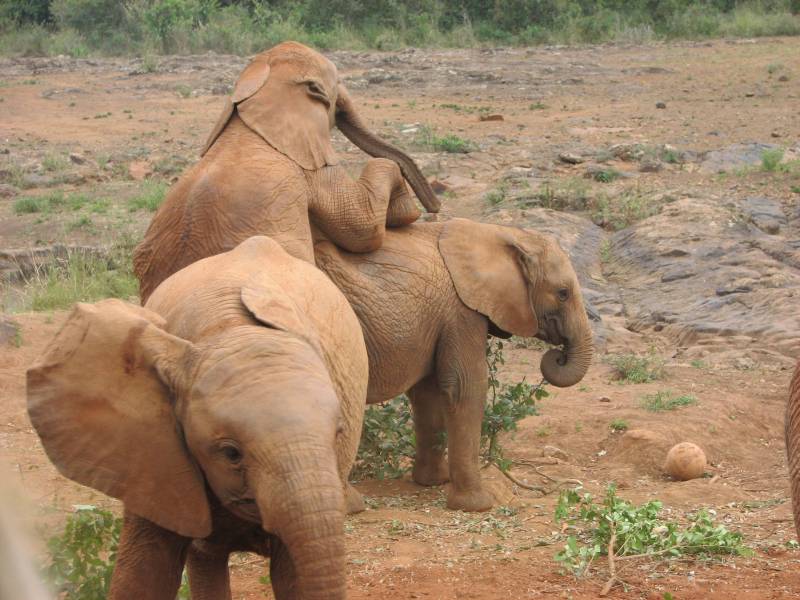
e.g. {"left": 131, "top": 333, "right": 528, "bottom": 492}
{"left": 109, "top": 510, "right": 191, "bottom": 600}
{"left": 186, "top": 541, "right": 232, "bottom": 600}
{"left": 437, "top": 315, "right": 493, "bottom": 512}
{"left": 269, "top": 537, "right": 300, "bottom": 600}
{"left": 408, "top": 376, "right": 450, "bottom": 486}
{"left": 344, "top": 482, "right": 365, "bottom": 514}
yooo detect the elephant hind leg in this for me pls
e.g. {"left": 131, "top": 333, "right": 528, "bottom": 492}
{"left": 786, "top": 361, "right": 800, "bottom": 539}
{"left": 186, "top": 540, "right": 232, "bottom": 600}
{"left": 408, "top": 375, "right": 450, "bottom": 486}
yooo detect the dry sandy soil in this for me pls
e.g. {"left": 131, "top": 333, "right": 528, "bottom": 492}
{"left": 1, "top": 36, "right": 800, "bottom": 598}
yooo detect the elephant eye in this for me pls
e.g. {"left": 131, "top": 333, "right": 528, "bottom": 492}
{"left": 219, "top": 443, "right": 243, "bottom": 464}
{"left": 557, "top": 288, "right": 570, "bottom": 301}
{"left": 305, "top": 80, "right": 330, "bottom": 106}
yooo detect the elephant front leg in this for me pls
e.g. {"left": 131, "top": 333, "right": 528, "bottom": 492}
{"left": 436, "top": 317, "right": 494, "bottom": 512}
{"left": 109, "top": 510, "right": 191, "bottom": 600}
{"left": 408, "top": 376, "right": 450, "bottom": 486}
{"left": 269, "top": 537, "right": 300, "bottom": 600}
{"left": 186, "top": 541, "right": 232, "bottom": 600}
{"left": 307, "top": 160, "right": 420, "bottom": 254}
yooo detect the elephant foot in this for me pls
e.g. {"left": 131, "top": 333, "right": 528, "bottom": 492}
{"left": 344, "top": 483, "right": 365, "bottom": 514}
{"left": 446, "top": 486, "right": 494, "bottom": 512}
{"left": 412, "top": 459, "right": 450, "bottom": 487}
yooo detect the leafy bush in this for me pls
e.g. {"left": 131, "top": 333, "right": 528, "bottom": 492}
{"left": 45, "top": 505, "right": 122, "bottom": 600}
{"left": 607, "top": 351, "right": 665, "bottom": 383}
{"left": 609, "top": 418, "right": 628, "bottom": 432}
{"left": 640, "top": 390, "right": 697, "bottom": 412}
{"left": 761, "top": 148, "right": 785, "bottom": 172}
{"left": 353, "top": 395, "right": 415, "bottom": 480}
{"left": 415, "top": 125, "right": 474, "bottom": 153}
{"left": 554, "top": 485, "right": 752, "bottom": 576}
{"left": 483, "top": 339, "right": 548, "bottom": 469}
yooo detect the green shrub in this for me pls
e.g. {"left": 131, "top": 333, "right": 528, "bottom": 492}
{"left": 761, "top": 148, "right": 785, "bottom": 172}
{"left": 45, "top": 506, "right": 122, "bottom": 600}
{"left": 609, "top": 419, "right": 629, "bottom": 432}
{"left": 415, "top": 125, "right": 474, "bottom": 153}
{"left": 607, "top": 352, "right": 665, "bottom": 384}
{"left": 13, "top": 191, "right": 66, "bottom": 214}
{"left": 554, "top": 484, "right": 752, "bottom": 576}
{"left": 353, "top": 395, "right": 415, "bottom": 480}
{"left": 640, "top": 390, "right": 697, "bottom": 412}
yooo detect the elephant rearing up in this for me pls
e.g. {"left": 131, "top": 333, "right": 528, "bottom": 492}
{"left": 133, "top": 41, "right": 439, "bottom": 303}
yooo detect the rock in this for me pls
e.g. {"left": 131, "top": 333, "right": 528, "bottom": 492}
{"left": 479, "top": 113, "right": 504, "bottom": 122}
{"left": 21, "top": 173, "right": 52, "bottom": 188}
{"left": 700, "top": 142, "right": 779, "bottom": 173}
{"left": 655, "top": 101, "right": 667, "bottom": 109}
{"left": 598, "top": 396, "right": 611, "bottom": 402}
{"left": 558, "top": 152, "right": 584, "bottom": 165}
{"left": 69, "top": 152, "right": 86, "bottom": 165}
{"left": 429, "top": 179, "right": 450, "bottom": 194}
{"left": 741, "top": 196, "right": 785, "bottom": 235}
{"left": 129, "top": 160, "right": 153, "bottom": 181}
{"left": 609, "top": 143, "right": 645, "bottom": 162}
{"left": 0, "top": 183, "right": 19, "bottom": 198}
{"left": 542, "top": 445, "right": 569, "bottom": 461}
{"left": 639, "top": 160, "right": 662, "bottom": 173}
{"left": 0, "top": 318, "right": 20, "bottom": 347}
{"left": 663, "top": 442, "right": 707, "bottom": 480}
{"left": 778, "top": 75, "right": 790, "bottom": 82}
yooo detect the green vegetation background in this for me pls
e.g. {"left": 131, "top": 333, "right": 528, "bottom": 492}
{"left": 1, "top": 0, "right": 799, "bottom": 56}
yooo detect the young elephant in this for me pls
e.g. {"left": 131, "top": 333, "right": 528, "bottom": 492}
{"left": 134, "top": 40, "right": 438, "bottom": 303}
{"left": 314, "top": 218, "right": 593, "bottom": 511}
{"left": 27, "top": 236, "right": 367, "bottom": 600}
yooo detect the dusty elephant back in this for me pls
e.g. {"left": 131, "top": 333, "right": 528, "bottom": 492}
{"left": 134, "top": 116, "right": 314, "bottom": 303}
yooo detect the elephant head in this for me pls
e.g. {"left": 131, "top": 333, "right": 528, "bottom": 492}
{"left": 202, "top": 40, "right": 439, "bottom": 213}
{"left": 439, "top": 218, "right": 593, "bottom": 388}
{"left": 27, "top": 294, "right": 349, "bottom": 599}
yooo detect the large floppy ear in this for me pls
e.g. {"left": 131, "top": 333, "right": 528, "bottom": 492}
{"left": 235, "top": 58, "right": 337, "bottom": 170}
{"left": 26, "top": 299, "right": 211, "bottom": 538}
{"left": 439, "top": 218, "right": 540, "bottom": 337}
{"left": 200, "top": 57, "right": 271, "bottom": 157}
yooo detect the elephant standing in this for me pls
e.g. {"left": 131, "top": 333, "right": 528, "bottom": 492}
{"left": 27, "top": 236, "right": 368, "bottom": 600}
{"left": 134, "top": 41, "right": 439, "bottom": 303}
{"left": 786, "top": 361, "right": 800, "bottom": 538}
{"left": 315, "top": 218, "right": 593, "bottom": 511}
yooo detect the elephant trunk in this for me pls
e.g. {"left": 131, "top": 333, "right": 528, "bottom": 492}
{"left": 539, "top": 312, "right": 593, "bottom": 388}
{"left": 256, "top": 460, "right": 346, "bottom": 600}
{"left": 786, "top": 362, "right": 800, "bottom": 539}
{"left": 335, "top": 85, "right": 440, "bottom": 214}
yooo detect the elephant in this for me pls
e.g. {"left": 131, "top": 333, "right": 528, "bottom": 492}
{"left": 133, "top": 40, "right": 439, "bottom": 303}
{"left": 786, "top": 361, "right": 800, "bottom": 539}
{"left": 315, "top": 218, "right": 593, "bottom": 511}
{"left": 26, "top": 236, "right": 368, "bottom": 600}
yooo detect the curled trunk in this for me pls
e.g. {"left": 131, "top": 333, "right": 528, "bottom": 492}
{"left": 786, "top": 362, "right": 800, "bottom": 539}
{"left": 335, "top": 85, "right": 440, "bottom": 214}
{"left": 257, "top": 470, "right": 346, "bottom": 600}
{"left": 539, "top": 323, "right": 593, "bottom": 388}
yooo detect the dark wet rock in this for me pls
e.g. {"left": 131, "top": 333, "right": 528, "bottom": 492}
{"left": 655, "top": 101, "right": 667, "bottom": 109}
{"left": 0, "top": 183, "right": 19, "bottom": 198}
{"left": 700, "top": 142, "right": 778, "bottom": 173}
{"left": 606, "top": 197, "right": 800, "bottom": 361}
{"left": 741, "top": 196, "right": 785, "bottom": 235}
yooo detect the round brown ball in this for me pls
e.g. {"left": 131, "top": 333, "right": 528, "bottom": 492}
{"left": 663, "top": 442, "right": 707, "bottom": 480}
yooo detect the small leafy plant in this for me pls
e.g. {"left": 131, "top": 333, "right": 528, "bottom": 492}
{"left": 415, "top": 125, "right": 474, "bottom": 153}
{"left": 554, "top": 485, "right": 752, "bottom": 578}
{"left": 607, "top": 351, "right": 664, "bottom": 383}
{"left": 45, "top": 505, "right": 122, "bottom": 600}
{"left": 640, "top": 390, "right": 697, "bottom": 412}
{"left": 483, "top": 339, "right": 548, "bottom": 470}
{"left": 609, "top": 419, "right": 628, "bottom": 432}
{"left": 353, "top": 395, "right": 416, "bottom": 480}
{"left": 129, "top": 180, "right": 168, "bottom": 212}
{"left": 761, "top": 148, "right": 784, "bottom": 172}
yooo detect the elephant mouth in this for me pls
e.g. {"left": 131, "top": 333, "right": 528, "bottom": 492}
{"left": 227, "top": 497, "right": 261, "bottom": 523}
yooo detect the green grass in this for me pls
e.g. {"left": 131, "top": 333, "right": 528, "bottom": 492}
{"left": 484, "top": 184, "right": 507, "bottom": 206}
{"left": 590, "top": 168, "right": 621, "bottom": 183}
{"left": 415, "top": 125, "right": 474, "bottom": 154}
{"left": 640, "top": 390, "right": 697, "bottom": 412}
{"left": 607, "top": 352, "right": 665, "bottom": 384}
{"left": 42, "top": 153, "right": 69, "bottom": 172}
{"left": 592, "top": 190, "right": 658, "bottom": 230}
{"left": 761, "top": 148, "right": 784, "bottom": 172}
{"left": 529, "top": 101, "right": 548, "bottom": 110}
{"left": 128, "top": 180, "right": 168, "bottom": 212}
{"left": 13, "top": 191, "right": 66, "bottom": 214}
{"left": 20, "top": 246, "right": 138, "bottom": 312}
{"left": 610, "top": 419, "right": 629, "bottom": 432}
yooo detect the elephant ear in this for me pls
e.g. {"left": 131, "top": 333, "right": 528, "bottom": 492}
{"left": 26, "top": 299, "right": 211, "bottom": 539}
{"left": 439, "top": 218, "right": 540, "bottom": 337}
{"left": 200, "top": 58, "right": 271, "bottom": 157}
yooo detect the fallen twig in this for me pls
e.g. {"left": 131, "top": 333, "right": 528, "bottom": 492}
{"left": 492, "top": 463, "right": 548, "bottom": 494}
{"left": 599, "top": 524, "right": 617, "bottom": 596}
